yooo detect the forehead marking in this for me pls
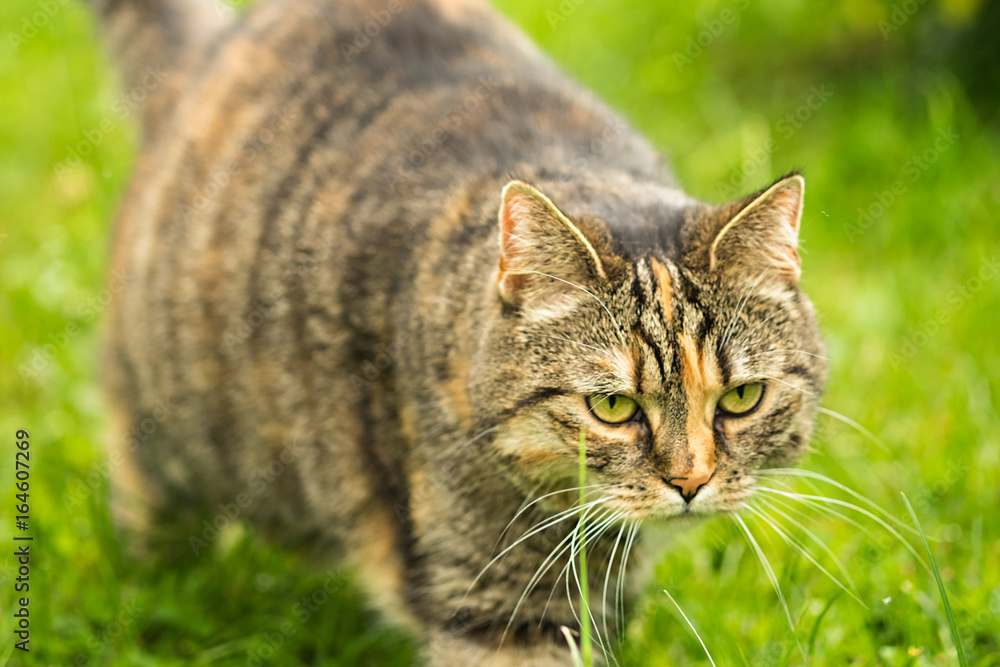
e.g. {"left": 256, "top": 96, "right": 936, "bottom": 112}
{"left": 675, "top": 331, "right": 720, "bottom": 479}
{"left": 648, "top": 257, "right": 673, "bottom": 324}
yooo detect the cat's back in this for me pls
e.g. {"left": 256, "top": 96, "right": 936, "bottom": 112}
{"left": 103, "top": 0, "right": 663, "bottom": 523}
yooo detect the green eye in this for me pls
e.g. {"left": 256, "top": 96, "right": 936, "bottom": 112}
{"left": 717, "top": 383, "right": 764, "bottom": 415}
{"left": 588, "top": 394, "right": 639, "bottom": 424}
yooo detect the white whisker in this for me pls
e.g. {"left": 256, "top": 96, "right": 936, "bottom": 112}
{"left": 540, "top": 334, "right": 613, "bottom": 357}
{"left": 755, "top": 468, "right": 918, "bottom": 535}
{"left": 732, "top": 514, "right": 806, "bottom": 662}
{"left": 757, "top": 374, "right": 816, "bottom": 396}
{"left": 469, "top": 498, "right": 610, "bottom": 598}
{"left": 602, "top": 521, "right": 627, "bottom": 643}
{"left": 617, "top": 523, "right": 639, "bottom": 637}
{"left": 754, "top": 487, "right": 928, "bottom": 570}
{"left": 755, "top": 494, "right": 860, "bottom": 594}
{"left": 816, "top": 407, "right": 890, "bottom": 452}
{"left": 515, "top": 269, "right": 627, "bottom": 344}
{"left": 745, "top": 504, "right": 865, "bottom": 606}
{"left": 743, "top": 348, "right": 830, "bottom": 362}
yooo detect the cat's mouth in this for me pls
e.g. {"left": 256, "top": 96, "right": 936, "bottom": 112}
{"left": 600, "top": 482, "right": 755, "bottom": 522}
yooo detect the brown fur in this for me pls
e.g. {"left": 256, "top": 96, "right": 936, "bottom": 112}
{"left": 90, "top": 0, "right": 827, "bottom": 664}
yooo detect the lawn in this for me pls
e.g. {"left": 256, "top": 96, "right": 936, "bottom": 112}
{"left": 1, "top": 0, "right": 998, "bottom": 665}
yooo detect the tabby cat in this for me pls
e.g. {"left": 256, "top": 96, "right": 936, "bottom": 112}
{"left": 91, "top": 0, "right": 827, "bottom": 664}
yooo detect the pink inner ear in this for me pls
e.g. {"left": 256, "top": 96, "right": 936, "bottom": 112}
{"left": 500, "top": 192, "right": 532, "bottom": 265}
{"left": 771, "top": 183, "right": 803, "bottom": 233}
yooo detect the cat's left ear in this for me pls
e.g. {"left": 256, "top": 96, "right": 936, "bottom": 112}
{"left": 709, "top": 174, "right": 805, "bottom": 284}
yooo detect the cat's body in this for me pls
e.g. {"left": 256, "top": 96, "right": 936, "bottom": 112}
{"left": 94, "top": 0, "right": 827, "bottom": 664}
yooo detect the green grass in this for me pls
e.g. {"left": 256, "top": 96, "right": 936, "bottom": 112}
{"left": 2, "top": 0, "right": 999, "bottom": 665}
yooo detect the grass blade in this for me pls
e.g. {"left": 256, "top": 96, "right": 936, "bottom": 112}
{"left": 901, "top": 492, "right": 969, "bottom": 667}
{"left": 662, "top": 588, "right": 717, "bottom": 666}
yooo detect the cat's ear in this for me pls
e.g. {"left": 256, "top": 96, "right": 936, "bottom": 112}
{"left": 497, "top": 180, "right": 607, "bottom": 312}
{"left": 709, "top": 174, "right": 805, "bottom": 283}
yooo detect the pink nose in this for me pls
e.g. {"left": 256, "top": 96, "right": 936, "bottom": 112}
{"left": 667, "top": 472, "right": 712, "bottom": 502}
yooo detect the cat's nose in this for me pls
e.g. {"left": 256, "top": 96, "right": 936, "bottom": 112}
{"left": 666, "top": 472, "right": 712, "bottom": 503}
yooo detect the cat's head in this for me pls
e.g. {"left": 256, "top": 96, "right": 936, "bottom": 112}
{"left": 473, "top": 172, "right": 826, "bottom": 520}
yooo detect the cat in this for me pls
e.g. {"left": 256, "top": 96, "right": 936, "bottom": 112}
{"left": 90, "top": 0, "right": 827, "bottom": 664}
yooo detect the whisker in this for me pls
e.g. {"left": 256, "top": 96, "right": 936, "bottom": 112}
{"left": 540, "top": 334, "right": 613, "bottom": 357}
{"left": 722, "top": 267, "right": 770, "bottom": 348}
{"left": 743, "top": 349, "right": 830, "bottom": 362}
{"left": 755, "top": 468, "right": 919, "bottom": 536}
{"left": 469, "top": 498, "right": 610, "bottom": 597}
{"left": 602, "top": 521, "right": 628, "bottom": 643}
{"left": 757, "top": 374, "right": 816, "bottom": 396}
{"left": 617, "top": 523, "right": 639, "bottom": 637}
{"left": 816, "top": 407, "right": 890, "bottom": 452}
{"left": 662, "top": 587, "right": 717, "bottom": 667}
{"left": 762, "top": 485, "right": 883, "bottom": 544}
{"left": 754, "top": 487, "right": 928, "bottom": 570}
{"left": 494, "top": 484, "right": 612, "bottom": 551}
{"left": 502, "top": 505, "right": 609, "bottom": 645}
{"left": 754, "top": 495, "right": 861, "bottom": 594}
{"left": 457, "top": 426, "right": 499, "bottom": 449}
{"left": 732, "top": 514, "right": 806, "bottom": 661}
{"left": 564, "top": 510, "right": 623, "bottom": 661}
{"left": 745, "top": 504, "right": 865, "bottom": 606}
{"left": 514, "top": 269, "right": 628, "bottom": 344}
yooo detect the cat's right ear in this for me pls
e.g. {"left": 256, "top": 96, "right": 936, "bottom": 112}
{"left": 497, "top": 180, "right": 607, "bottom": 314}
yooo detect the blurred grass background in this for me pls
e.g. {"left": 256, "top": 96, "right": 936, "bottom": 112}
{"left": 1, "top": 0, "right": 998, "bottom": 664}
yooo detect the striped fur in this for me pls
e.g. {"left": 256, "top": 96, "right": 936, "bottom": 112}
{"left": 95, "top": 0, "right": 827, "bottom": 664}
